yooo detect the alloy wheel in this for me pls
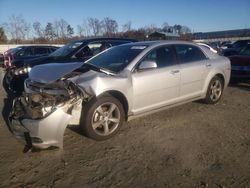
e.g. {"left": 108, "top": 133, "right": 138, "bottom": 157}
{"left": 209, "top": 79, "right": 222, "bottom": 102}
{"left": 91, "top": 102, "right": 121, "bottom": 136}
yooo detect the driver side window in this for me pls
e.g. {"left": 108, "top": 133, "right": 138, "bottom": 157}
{"left": 75, "top": 42, "right": 109, "bottom": 60}
{"left": 141, "top": 46, "right": 176, "bottom": 68}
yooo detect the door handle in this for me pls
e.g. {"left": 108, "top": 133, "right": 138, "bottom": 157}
{"left": 171, "top": 70, "right": 180, "bottom": 74}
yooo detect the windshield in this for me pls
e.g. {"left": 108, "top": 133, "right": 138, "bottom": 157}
{"left": 86, "top": 45, "right": 147, "bottom": 73}
{"left": 232, "top": 40, "right": 250, "bottom": 49}
{"left": 239, "top": 45, "right": 250, "bottom": 56}
{"left": 50, "top": 41, "right": 84, "bottom": 57}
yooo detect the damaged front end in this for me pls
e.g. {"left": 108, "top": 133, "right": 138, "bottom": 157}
{"left": 9, "top": 78, "right": 89, "bottom": 149}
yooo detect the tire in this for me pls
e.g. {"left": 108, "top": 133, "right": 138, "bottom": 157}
{"left": 80, "top": 94, "right": 125, "bottom": 141}
{"left": 204, "top": 76, "right": 224, "bottom": 104}
{"left": 2, "top": 71, "right": 11, "bottom": 94}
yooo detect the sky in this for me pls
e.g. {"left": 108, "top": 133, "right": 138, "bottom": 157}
{"left": 0, "top": 0, "right": 250, "bottom": 33}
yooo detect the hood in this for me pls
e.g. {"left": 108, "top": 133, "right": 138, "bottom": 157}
{"left": 29, "top": 62, "right": 84, "bottom": 84}
{"left": 12, "top": 56, "right": 50, "bottom": 68}
{"left": 229, "top": 55, "right": 250, "bottom": 66}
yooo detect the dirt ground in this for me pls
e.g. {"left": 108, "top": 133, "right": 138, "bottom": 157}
{"left": 0, "top": 82, "right": 249, "bottom": 188}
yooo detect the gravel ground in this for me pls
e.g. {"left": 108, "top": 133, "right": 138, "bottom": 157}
{"left": 0, "top": 81, "right": 249, "bottom": 188}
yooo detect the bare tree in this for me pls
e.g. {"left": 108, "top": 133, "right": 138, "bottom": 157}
{"left": 162, "top": 22, "right": 169, "bottom": 32}
{"left": 173, "top": 24, "right": 182, "bottom": 34}
{"left": 33, "top": 21, "right": 44, "bottom": 38}
{"left": 122, "top": 21, "right": 132, "bottom": 32}
{"left": 77, "top": 19, "right": 91, "bottom": 37}
{"left": 45, "top": 22, "right": 55, "bottom": 40}
{"left": 144, "top": 24, "right": 158, "bottom": 35}
{"left": 54, "top": 19, "right": 69, "bottom": 39}
{"left": 87, "top": 18, "right": 102, "bottom": 36}
{"left": 102, "top": 17, "right": 118, "bottom": 36}
{"left": 67, "top": 24, "right": 74, "bottom": 37}
{"left": 5, "top": 14, "right": 30, "bottom": 42}
{"left": 77, "top": 25, "right": 84, "bottom": 37}
{"left": 180, "top": 25, "right": 191, "bottom": 34}
{"left": 0, "top": 27, "right": 7, "bottom": 43}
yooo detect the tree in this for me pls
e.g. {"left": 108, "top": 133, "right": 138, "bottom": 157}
{"left": 45, "top": 22, "right": 55, "bottom": 40}
{"left": 162, "top": 22, "right": 171, "bottom": 32}
{"left": 122, "top": 21, "right": 132, "bottom": 32}
{"left": 67, "top": 24, "right": 74, "bottom": 37}
{"left": 0, "top": 27, "right": 7, "bottom": 43}
{"left": 5, "top": 14, "right": 30, "bottom": 43}
{"left": 180, "top": 25, "right": 191, "bottom": 34}
{"left": 102, "top": 17, "right": 118, "bottom": 36}
{"left": 87, "top": 18, "right": 102, "bottom": 36}
{"left": 173, "top": 24, "right": 182, "bottom": 34}
{"left": 33, "top": 21, "right": 44, "bottom": 38}
{"left": 144, "top": 24, "right": 158, "bottom": 35}
{"left": 77, "top": 19, "right": 91, "bottom": 37}
{"left": 53, "top": 19, "right": 69, "bottom": 39}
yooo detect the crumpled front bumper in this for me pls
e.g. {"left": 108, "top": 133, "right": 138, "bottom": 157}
{"left": 10, "top": 105, "right": 73, "bottom": 149}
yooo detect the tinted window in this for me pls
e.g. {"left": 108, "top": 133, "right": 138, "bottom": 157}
{"left": 239, "top": 45, "right": 250, "bottom": 55}
{"left": 175, "top": 45, "right": 207, "bottom": 63}
{"left": 87, "top": 45, "right": 147, "bottom": 72}
{"left": 232, "top": 40, "right": 250, "bottom": 48}
{"left": 142, "top": 46, "right": 176, "bottom": 68}
{"left": 15, "top": 47, "right": 33, "bottom": 57}
{"left": 34, "top": 47, "right": 48, "bottom": 55}
{"left": 75, "top": 42, "right": 115, "bottom": 60}
{"left": 50, "top": 47, "right": 58, "bottom": 52}
{"left": 50, "top": 41, "right": 84, "bottom": 57}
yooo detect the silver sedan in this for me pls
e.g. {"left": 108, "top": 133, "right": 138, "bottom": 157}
{"left": 10, "top": 41, "right": 231, "bottom": 149}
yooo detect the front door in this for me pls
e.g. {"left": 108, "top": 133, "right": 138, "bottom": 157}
{"left": 132, "top": 45, "right": 180, "bottom": 114}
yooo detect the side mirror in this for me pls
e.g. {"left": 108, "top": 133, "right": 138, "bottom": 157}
{"left": 138, "top": 60, "right": 157, "bottom": 70}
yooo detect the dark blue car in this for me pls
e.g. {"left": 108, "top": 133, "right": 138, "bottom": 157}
{"left": 3, "top": 38, "right": 137, "bottom": 95}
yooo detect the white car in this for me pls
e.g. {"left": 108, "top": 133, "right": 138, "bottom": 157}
{"left": 197, "top": 42, "right": 218, "bottom": 53}
{"left": 10, "top": 41, "right": 231, "bottom": 149}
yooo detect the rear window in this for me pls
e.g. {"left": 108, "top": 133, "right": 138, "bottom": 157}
{"left": 34, "top": 47, "right": 48, "bottom": 55}
{"left": 175, "top": 45, "right": 207, "bottom": 63}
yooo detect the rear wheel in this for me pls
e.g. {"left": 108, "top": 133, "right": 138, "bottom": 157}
{"left": 80, "top": 94, "right": 125, "bottom": 140}
{"left": 204, "top": 76, "right": 223, "bottom": 104}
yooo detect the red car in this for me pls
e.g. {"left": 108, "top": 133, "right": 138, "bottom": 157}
{"left": 229, "top": 45, "right": 250, "bottom": 82}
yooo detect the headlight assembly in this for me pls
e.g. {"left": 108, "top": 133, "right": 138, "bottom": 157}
{"left": 14, "top": 67, "right": 32, "bottom": 75}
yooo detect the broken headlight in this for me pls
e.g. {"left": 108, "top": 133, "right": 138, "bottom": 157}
{"left": 14, "top": 66, "right": 32, "bottom": 75}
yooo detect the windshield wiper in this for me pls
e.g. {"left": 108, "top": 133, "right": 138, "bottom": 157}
{"left": 84, "top": 63, "right": 116, "bottom": 76}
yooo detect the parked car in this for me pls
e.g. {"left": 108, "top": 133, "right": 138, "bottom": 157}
{"left": 229, "top": 44, "right": 250, "bottom": 82}
{"left": 3, "top": 38, "right": 137, "bottom": 95}
{"left": 222, "top": 40, "right": 250, "bottom": 56}
{"left": 197, "top": 42, "right": 218, "bottom": 53}
{"left": 220, "top": 41, "right": 232, "bottom": 50}
{"left": 3, "top": 45, "right": 59, "bottom": 68}
{"left": 2, "top": 47, "right": 21, "bottom": 67}
{"left": 9, "top": 41, "right": 231, "bottom": 149}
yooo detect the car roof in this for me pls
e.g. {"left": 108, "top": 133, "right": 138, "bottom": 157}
{"left": 120, "top": 40, "right": 198, "bottom": 47}
{"left": 72, "top": 37, "right": 138, "bottom": 43}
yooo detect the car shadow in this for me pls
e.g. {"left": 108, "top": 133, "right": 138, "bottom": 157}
{"left": 67, "top": 124, "right": 87, "bottom": 136}
{"left": 229, "top": 81, "right": 250, "bottom": 91}
{"left": 1, "top": 93, "right": 14, "bottom": 133}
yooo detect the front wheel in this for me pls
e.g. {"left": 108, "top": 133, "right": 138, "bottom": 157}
{"left": 204, "top": 76, "right": 224, "bottom": 104}
{"left": 80, "top": 95, "right": 125, "bottom": 140}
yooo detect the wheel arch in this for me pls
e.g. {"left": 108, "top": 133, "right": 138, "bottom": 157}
{"left": 202, "top": 71, "right": 226, "bottom": 97}
{"left": 101, "top": 90, "right": 129, "bottom": 120}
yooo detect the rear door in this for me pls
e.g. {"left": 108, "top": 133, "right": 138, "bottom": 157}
{"left": 174, "top": 44, "right": 210, "bottom": 100}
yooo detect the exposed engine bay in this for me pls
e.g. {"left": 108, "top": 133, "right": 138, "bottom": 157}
{"left": 11, "top": 78, "right": 89, "bottom": 120}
